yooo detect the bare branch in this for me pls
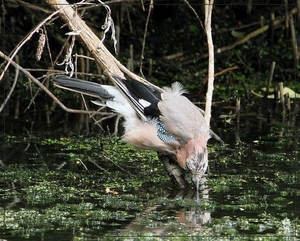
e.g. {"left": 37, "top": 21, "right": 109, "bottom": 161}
{"left": 0, "top": 6, "right": 68, "bottom": 82}
{"left": 182, "top": 0, "right": 205, "bottom": 32}
{"left": 0, "top": 51, "right": 101, "bottom": 115}
{"left": 204, "top": 0, "right": 214, "bottom": 127}
{"left": 139, "top": 0, "right": 153, "bottom": 77}
{"left": 0, "top": 61, "right": 19, "bottom": 113}
{"left": 46, "top": 0, "right": 123, "bottom": 77}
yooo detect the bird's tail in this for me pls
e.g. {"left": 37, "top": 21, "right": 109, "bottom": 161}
{"left": 53, "top": 75, "right": 136, "bottom": 120}
{"left": 53, "top": 76, "right": 114, "bottom": 100}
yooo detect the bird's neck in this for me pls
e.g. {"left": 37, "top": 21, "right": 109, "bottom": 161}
{"left": 176, "top": 136, "right": 208, "bottom": 169}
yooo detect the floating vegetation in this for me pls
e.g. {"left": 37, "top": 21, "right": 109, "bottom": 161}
{"left": 0, "top": 133, "right": 299, "bottom": 240}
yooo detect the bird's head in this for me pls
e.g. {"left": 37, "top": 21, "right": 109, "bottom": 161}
{"left": 185, "top": 145, "right": 208, "bottom": 191}
{"left": 176, "top": 133, "right": 209, "bottom": 190}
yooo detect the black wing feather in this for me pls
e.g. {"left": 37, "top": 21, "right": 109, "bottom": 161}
{"left": 110, "top": 75, "right": 162, "bottom": 118}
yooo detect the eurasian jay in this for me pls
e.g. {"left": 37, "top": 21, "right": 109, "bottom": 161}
{"left": 53, "top": 74, "right": 210, "bottom": 190}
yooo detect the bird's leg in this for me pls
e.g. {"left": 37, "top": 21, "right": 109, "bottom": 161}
{"left": 157, "top": 153, "right": 189, "bottom": 189}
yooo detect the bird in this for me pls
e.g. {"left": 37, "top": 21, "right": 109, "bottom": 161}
{"left": 53, "top": 74, "right": 210, "bottom": 190}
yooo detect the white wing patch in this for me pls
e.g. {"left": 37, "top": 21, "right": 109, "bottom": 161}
{"left": 139, "top": 99, "right": 151, "bottom": 107}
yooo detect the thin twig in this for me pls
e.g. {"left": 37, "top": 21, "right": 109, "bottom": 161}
{"left": 289, "top": 13, "right": 298, "bottom": 63}
{"left": 0, "top": 63, "right": 19, "bottom": 113}
{"left": 199, "top": 8, "right": 297, "bottom": 60}
{"left": 77, "top": 158, "right": 92, "bottom": 175}
{"left": 139, "top": 0, "right": 153, "bottom": 77}
{"left": 182, "top": 0, "right": 205, "bottom": 32}
{"left": 9, "top": 0, "right": 53, "bottom": 13}
{"left": 103, "top": 154, "right": 132, "bottom": 175}
{"left": 24, "top": 77, "right": 46, "bottom": 113}
{"left": 0, "top": 51, "right": 99, "bottom": 115}
{"left": 0, "top": 6, "right": 68, "bottom": 82}
{"left": 81, "top": 93, "right": 104, "bottom": 131}
{"left": 265, "top": 61, "right": 276, "bottom": 98}
{"left": 87, "top": 158, "right": 110, "bottom": 173}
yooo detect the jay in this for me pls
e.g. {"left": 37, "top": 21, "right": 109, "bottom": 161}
{"left": 53, "top": 74, "right": 210, "bottom": 190}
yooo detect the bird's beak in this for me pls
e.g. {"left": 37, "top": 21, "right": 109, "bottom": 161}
{"left": 193, "top": 175, "right": 200, "bottom": 191}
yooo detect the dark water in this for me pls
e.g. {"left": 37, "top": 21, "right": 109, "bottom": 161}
{"left": 0, "top": 113, "right": 299, "bottom": 240}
